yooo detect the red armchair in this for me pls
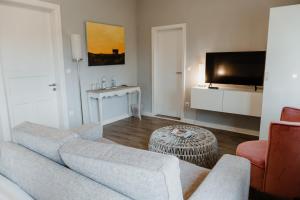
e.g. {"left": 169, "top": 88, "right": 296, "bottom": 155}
{"left": 236, "top": 107, "right": 300, "bottom": 198}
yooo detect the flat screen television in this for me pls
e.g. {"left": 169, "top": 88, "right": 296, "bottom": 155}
{"left": 205, "top": 51, "right": 266, "bottom": 86}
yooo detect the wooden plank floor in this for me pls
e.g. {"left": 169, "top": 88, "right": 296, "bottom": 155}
{"left": 103, "top": 116, "right": 258, "bottom": 156}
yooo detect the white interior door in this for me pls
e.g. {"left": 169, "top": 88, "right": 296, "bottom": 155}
{"left": 153, "top": 27, "right": 184, "bottom": 118}
{"left": 0, "top": 4, "right": 60, "bottom": 128}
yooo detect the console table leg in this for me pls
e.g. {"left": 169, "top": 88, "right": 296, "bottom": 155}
{"left": 87, "top": 96, "right": 93, "bottom": 123}
{"left": 138, "top": 90, "right": 141, "bottom": 120}
{"left": 128, "top": 93, "right": 132, "bottom": 117}
{"left": 98, "top": 98, "right": 103, "bottom": 126}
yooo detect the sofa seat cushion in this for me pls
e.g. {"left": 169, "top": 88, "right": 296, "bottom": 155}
{"left": 179, "top": 160, "right": 209, "bottom": 199}
{"left": 236, "top": 140, "right": 267, "bottom": 169}
{"left": 59, "top": 139, "right": 183, "bottom": 200}
{"left": 236, "top": 140, "right": 267, "bottom": 191}
{"left": 12, "top": 122, "right": 79, "bottom": 164}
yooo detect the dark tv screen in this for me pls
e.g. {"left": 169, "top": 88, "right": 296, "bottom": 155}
{"left": 205, "top": 51, "right": 266, "bottom": 86}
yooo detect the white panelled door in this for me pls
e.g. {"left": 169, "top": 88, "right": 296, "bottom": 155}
{"left": 0, "top": 4, "right": 60, "bottom": 128}
{"left": 154, "top": 27, "right": 184, "bottom": 118}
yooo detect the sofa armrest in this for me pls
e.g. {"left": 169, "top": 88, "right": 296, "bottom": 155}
{"left": 0, "top": 174, "right": 33, "bottom": 200}
{"left": 71, "top": 123, "right": 102, "bottom": 141}
{"left": 189, "top": 154, "right": 250, "bottom": 200}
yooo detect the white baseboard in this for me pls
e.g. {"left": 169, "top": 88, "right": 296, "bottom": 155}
{"left": 142, "top": 112, "right": 155, "bottom": 117}
{"left": 181, "top": 118, "right": 259, "bottom": 136}
{"left": 103, "top": 114, "right": 131, "bottom": 126}
{"left": 142, "top": 112, "right": 259, "bottom": 137}
{"left": 142, "top": 112, "right": 182, "bottom": 122}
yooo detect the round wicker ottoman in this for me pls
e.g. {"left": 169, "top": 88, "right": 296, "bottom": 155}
{"left": 149, "top": 125, "right": 218, "bottom": 168}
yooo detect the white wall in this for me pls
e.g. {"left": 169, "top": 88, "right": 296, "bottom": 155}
{"left": 137, "top": 0, "right": 300, "bottom": 135}
{"left": 42, "top": 0, "right": 138, "bottom": 128}
{"left": 0, "top": 117, "right": 3, "bottom": 141}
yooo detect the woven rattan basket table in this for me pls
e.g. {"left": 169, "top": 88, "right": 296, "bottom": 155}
{"left": 149, "top": 125, "right": 218, "bottom": 168}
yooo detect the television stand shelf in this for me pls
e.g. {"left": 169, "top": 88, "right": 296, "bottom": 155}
{"left": 191, "top": 86, "right": 263, "bottom": 117}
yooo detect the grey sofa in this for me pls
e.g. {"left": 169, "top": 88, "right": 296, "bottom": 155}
{"left": 0, "top": 122, "right": 250, "bottom": 200}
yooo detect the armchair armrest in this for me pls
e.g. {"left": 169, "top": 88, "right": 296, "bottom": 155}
{"left": 189, "top": 155, "right": 250, "bottom": 200}
{"left": 71, "top": 123, "right": 102, "bottom": 141}
{"left": 281, "top": 107, "right": 300, "bottom": 122}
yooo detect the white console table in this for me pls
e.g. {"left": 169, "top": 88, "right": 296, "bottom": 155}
{"left": 87, "top": 86, "right": 141, "bottom": 125}
{"left": 191, "top": 86, "right": 263, "bottom": 117}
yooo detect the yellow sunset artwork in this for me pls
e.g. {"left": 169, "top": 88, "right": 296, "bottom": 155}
{"left": 86, "top": 21, "right": 125, "bottom": 66}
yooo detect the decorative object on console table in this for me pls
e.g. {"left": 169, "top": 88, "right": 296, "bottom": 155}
{"left": 71, "top": 34, "right": 84, "bottom": 124}
{"left": 111, "top": 77, "right": 117, "bottom": 88}
{"left": 86, "top": 21, "right": 125, "bottom": 66}
{"left": 149, "top": 125, "right": 218, "bottom": 168}
{"left": 101, "top": 76, "right": 107, "bottom": 89}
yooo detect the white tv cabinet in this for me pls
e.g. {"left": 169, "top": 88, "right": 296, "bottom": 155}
{"left": 191, "top": 87, "right": 263, "bottom": 117}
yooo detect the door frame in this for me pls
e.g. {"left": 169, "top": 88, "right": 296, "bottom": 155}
{"left": 152, "top": 23, "right": 187, "bottom": 119}
{"left": 0, "top": 0, "right": 69, "bottom": 141}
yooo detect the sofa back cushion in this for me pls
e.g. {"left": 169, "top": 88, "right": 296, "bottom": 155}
{"left": 71, "top": 123, "right": 102, "bottom": 141}
{"left": 12, "top": 122, "right": 78, "bottom": 164}
{"left": 59, "top": 139, "right": 183, "bottom": 200}
{"left": 0, "top": 142, "right": 130, "bottom": 200}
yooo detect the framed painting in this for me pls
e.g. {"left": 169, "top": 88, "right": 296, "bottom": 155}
{"left": 86, "top": 21, "right": 125, "bottom": 66}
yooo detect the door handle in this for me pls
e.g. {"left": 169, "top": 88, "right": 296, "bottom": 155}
{"left": 48, "top": 83, "right": 56, "bottom": 87}
{"left": 176, "top": 72, "right": 182, "bottom": 75}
